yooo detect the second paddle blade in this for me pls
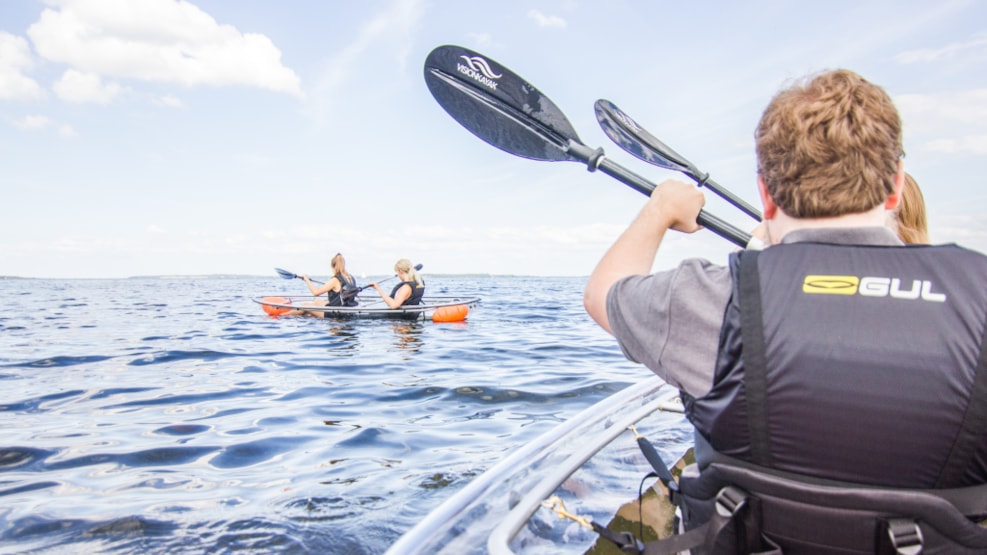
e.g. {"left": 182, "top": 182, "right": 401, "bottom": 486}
{"left": 594, "top": 99, "right": 692, "bottom": 173}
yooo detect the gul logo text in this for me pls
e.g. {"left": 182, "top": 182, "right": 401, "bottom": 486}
{"left": 457, "top": 55, "right": 502, "bottom": 90}
{"left": 802, "top": 275, "right": 946, "bottom": 303}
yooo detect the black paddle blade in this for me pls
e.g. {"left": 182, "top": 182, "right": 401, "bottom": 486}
{"left": 424, "top": 45, "right": 581, "bottom": 162}
{"left": 595, "top": 99, "right": 693, "bottom": 174}
{"left": 275, "top": 267, "right": 298, "bottom": 280}
{"left": 276, "top": 267, "right": 323, "bottom": 284}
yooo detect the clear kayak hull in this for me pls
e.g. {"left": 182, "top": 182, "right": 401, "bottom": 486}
{"left": 254, "top": 295, "right": 480, "bottom": 321}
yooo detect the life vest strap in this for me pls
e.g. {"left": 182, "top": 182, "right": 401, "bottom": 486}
{"left": 638, "top": 485, "right": 781, "bottom": 555}
{"left": 877, "top": 518, "right": 923, "bottom": 555}
{"left": 738, "top": 251, "right": 773, "bottom": 467}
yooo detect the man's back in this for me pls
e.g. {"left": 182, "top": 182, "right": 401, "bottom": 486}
{"left": 691, "top": 241, "right": 987, "bottom": 488}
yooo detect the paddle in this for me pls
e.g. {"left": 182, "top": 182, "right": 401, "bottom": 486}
{"left": 594, "top": 99, "right": 762, "bottom": 221}
{"left": 274, "top": 267, "right": 323, "bottom": 284}
{"left": 355, "top": 263, "right": 424, "bottom": 293}
{"left": 423, "top": 45, "right": 752, "bottom": 248}
{"left": 275, "top": 263, "right": 424, "bottom": 293}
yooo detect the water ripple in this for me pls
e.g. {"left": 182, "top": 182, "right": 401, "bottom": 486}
{"left": 0, "top": 276, "right": 679, "bottom": 554}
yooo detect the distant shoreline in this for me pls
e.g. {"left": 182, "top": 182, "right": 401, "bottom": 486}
{"left": 1, "top": 273, "right": 585, "bottom": 280}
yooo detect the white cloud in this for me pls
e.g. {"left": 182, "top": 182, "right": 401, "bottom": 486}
{"left": 156, "top": 94, "right": 184, "bottom": 108}
{"left": 895, "top": 33, "right": 987, "bottom": 64}
{"left": 527, "top": 9, "right": 567, "bottom": 29}
{"left": 931, "top": 212, "right": 987, "bottom": 255}
{"left": 0, "top": 32, "right": 44, "bottom": 100}
{"left": 27, "top": 0, "right": 301, "bottom": 96}
{"left": 467, "top": 32, "right": 494, "bottom": 49}
{"left": 13, "top": 114, "right": 76, "bottom": 137}
{"left": 896, "top": 89, "right": 987, "bottom": 154}
{"left": 396, "top": 223, "right": 622, "bottom": 254}
{"left": 925, "top": 135, "right": 987, "bottom": 155}
{"left": 15, "top": 114, "right": 51, "bottom": 129}
{"left": 147, "top": 225, "right": 167, "bottom": 234}
{"left": 897, "top": 89, "right": 987, "bottom": 125}
{"left": 53, "top": 69, "right": 125, "bottom": 103}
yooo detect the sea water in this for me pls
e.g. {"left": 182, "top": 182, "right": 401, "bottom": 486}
{"left": 0, "top": 276, "right": 689, "bottom": 554}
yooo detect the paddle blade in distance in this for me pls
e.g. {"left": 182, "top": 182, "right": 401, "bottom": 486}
{"left": 424, "top": 45, "right": 581, "bottom": 162}
{"left": 594, "top": 99, "right": 695, "bottom": 174}
{"left": 275, "top": 268, "right": 297, "bottom": 280}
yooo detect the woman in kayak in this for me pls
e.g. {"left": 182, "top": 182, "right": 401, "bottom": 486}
{"left": 370, "top": 258, "right": 425, "bottom": 308}
{"left": 284, "top": 253, "right": 359, "bottom": 316}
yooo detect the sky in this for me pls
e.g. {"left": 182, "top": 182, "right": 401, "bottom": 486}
{"left": 1, "top": 0, "right": 986, "bottom": 279}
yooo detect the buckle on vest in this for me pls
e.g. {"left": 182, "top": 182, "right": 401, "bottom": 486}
{"left": 715, "top": 485, "right": 747, "bottom": 517}
{"left": 884, "top": 518, "right": 923, "bottom": 555}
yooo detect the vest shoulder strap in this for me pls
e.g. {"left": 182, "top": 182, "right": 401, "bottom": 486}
{"left": 738, "top": 251, "right": 772, "bottom": 466}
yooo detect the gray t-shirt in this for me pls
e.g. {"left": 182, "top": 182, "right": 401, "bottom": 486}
{"left": 606, "top": 226, "right": 904, "bottom": 398}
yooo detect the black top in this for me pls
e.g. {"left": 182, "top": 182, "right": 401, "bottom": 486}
{"left": 391, "top": 279, "right": 425, "bottom": 306}
{"left": 328, "top": 273, "right": 359, "bottom": 307}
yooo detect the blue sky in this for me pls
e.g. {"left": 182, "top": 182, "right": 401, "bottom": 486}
{"left": 2, "top": 0, "right": 986, "bottom": 279}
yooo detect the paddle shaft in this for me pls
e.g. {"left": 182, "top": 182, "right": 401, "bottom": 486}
{"left": 357, "top": 275, "right": 398, "bottom": 293}
{"left": 357, "top": 263, "right": 424, "bottom": 292}
{"left": 567, "top": 141, "right": 752, "bottom": 247}
{"left": 686, "top": 172, "right": 761, "bottom": 223}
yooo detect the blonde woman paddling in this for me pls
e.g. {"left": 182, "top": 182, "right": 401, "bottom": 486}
{"left": 284, "top": 253, "right": 359, "bottom": 317}
{"left": 370, "top": 259, "right": 425, "bottom": 308}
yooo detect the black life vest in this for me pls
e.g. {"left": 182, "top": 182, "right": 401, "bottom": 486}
{"left": 633, "top": 242, "right": 987, "bottom": 554}
{"left": 391, "top": 279, "right": 425, "bottom": 306}
{"left": 328, "top": 273, "right": 359, "bottom": 307}
{"left": 689, "top": 242, "right": 987, "bottom": 488}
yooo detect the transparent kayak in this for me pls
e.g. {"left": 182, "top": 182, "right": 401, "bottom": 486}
{"left": 254, "top": 295, "right": 480, "bottom": 321}
{"left": 386, "top": 376, "right": 690, "bottom": 554}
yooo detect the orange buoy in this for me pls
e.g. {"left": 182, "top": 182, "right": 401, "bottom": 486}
{"left": 431, "top": 304, "right": 469, "bottom": 323}
{"left": 261, "top": 296, "right": 292, "bottom": 316}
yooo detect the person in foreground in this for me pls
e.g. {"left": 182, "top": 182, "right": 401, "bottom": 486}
{"left": 370, "top": 258, "right": 425, "bottom": 308}
{"left": 584, "top": 69, "right": 987, "bottom": 552}
{"left": 284, "top": 253, "right": 359, "bottom": 317}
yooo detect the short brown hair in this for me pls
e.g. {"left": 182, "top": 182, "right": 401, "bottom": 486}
{"left": 755, "top": 69, "right": 903, "bottom": 218}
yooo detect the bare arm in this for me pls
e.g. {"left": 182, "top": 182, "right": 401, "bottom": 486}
{"left": 303, "top": 275, "right": 340, "bottom": 297}
{"left": 584, "top": 180, "right": 705, "bottom": 334}
{"left": 371, "top": 282, "right": 411, "bottom": 309}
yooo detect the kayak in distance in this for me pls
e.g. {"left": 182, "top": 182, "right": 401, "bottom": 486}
{"left": 254, "top": 294, "right": 480, "bottom": 322}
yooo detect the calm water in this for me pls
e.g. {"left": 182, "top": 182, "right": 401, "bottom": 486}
{"left": 0, "top": 276, "right": 686, "bottom": 554}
